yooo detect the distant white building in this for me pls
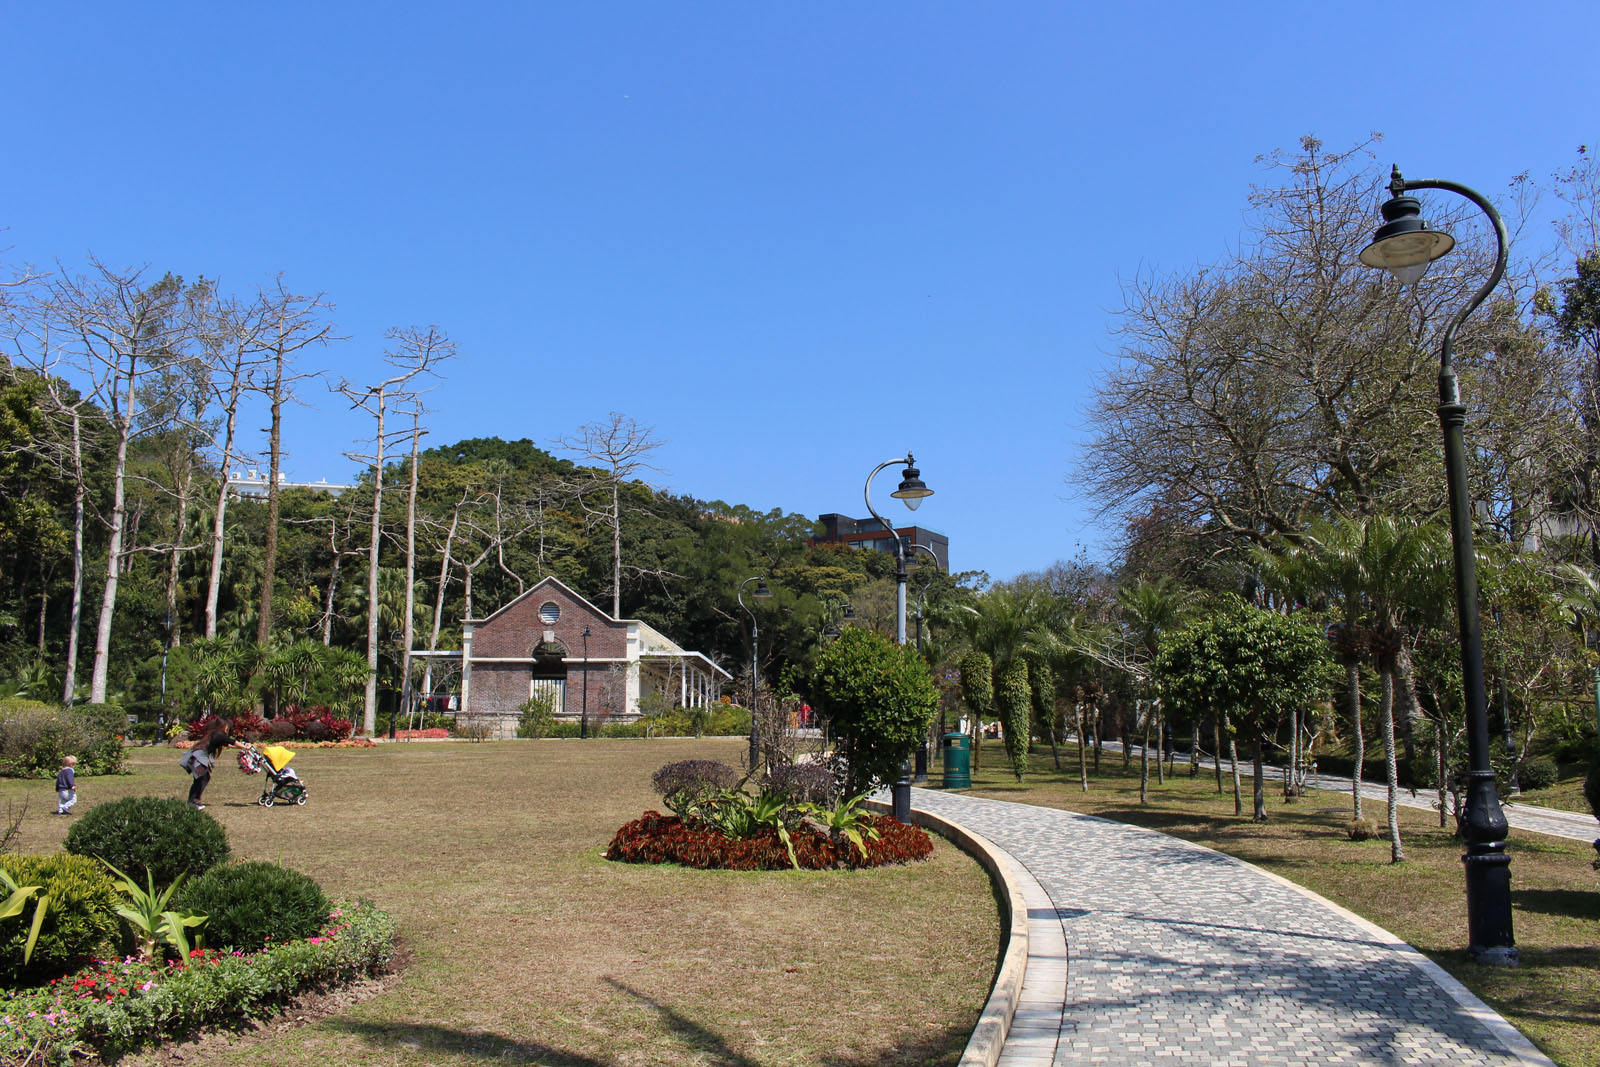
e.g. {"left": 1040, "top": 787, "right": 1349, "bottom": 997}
{"left": 227, "top": 469, "right": 356, "bottom": 499}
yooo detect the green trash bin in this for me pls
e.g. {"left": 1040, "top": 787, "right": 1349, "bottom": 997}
{"left": 941, "top": 732, "right": 971, "bottom": 789}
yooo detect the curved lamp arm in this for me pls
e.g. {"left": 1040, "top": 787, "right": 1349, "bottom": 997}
{"left": 1385, "top": 171, "right": 1508, "bottom": 384}
{"left": 863, "top": 456, "right": 913, "bottom": 567}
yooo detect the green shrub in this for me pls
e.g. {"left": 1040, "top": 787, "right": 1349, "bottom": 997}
{"left": 1516, "top": 755, "right": 1560, "bottom": 793}
{"left": 174, "top": 862, "right": 330, "bottom": 952}
{"left": 515, "top": 694, "right": 557, "bottom": 738}
{"left": 0, "top": 700, "right": 125, "bottom": 778}
{"left": 0, "top": 853, "right": 120, "bottom": 987}
{"left": 599, "top": 722, "right": 643, "bottom": 738}
{"left": 64, "top": 796, "right": 230, "bottom": 887}
{"left": 548, "top": 721, "right": 582, "bottom": 738}
{"left": 809, "top": 629, "right": 938, "bottom": 794}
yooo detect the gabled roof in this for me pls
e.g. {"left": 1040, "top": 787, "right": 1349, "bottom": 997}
{"left": 468, "top": 575, "right": 639, "bottom": 627}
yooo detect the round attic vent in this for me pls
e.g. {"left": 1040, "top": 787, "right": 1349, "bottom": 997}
{"left": 539, "top": 602, "right": 561, "bottom": 625}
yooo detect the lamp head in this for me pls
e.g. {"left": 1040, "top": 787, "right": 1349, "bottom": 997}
{"left": 842, "top": 604, "right": 856, "bottom": 620}
{"left": 754, "top": 578, "right": 773, "bottom": 598}
{"left": 891, "top": 452, "right": 933, "bottom": 511}
{"left": 1360, "top": 169, "right": 1455, "bottom": 284}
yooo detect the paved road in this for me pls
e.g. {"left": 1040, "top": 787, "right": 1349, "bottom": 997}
{"left": 1034, "top": 738, "right": 1599, "bottom": 843}
{"left": 909, "top": 788, "right": 1556, "bottom": 1067}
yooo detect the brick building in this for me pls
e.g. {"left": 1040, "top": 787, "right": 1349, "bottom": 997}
{"left": 814, "top": 513, "right": 950, "bottom": 571}
{"left": 423, "top": 577, "right": 730, "bottom": 739}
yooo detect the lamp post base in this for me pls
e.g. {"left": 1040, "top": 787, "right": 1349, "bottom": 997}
{"left": 891, "top": 762, "right": 912, "bottom": 824}
{"left": 1463, "top": 843, "right": 1517, "bottom": 966}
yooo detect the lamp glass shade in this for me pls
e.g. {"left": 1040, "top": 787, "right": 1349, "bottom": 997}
{"left": 1360, "top": 227, "right": 1455, "bottom": 284}
{"left": 892, "top": 466, "right": 932, "bottom": 510}
{"left": 753, "top": 579, "right": 773, "bottom": 598}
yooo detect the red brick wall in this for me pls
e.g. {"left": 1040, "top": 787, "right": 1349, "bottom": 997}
{"left": 468, "top": 582, "right": 629, "bottom": 725}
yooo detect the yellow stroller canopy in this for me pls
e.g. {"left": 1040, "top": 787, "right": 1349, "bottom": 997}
{"left": 259, "top": 744, "right": 296, "bottom": 773}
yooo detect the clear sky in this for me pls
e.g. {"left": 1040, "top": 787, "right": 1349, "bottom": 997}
{"left": 3, "top": 3, "right": 1595, "bottom": 582}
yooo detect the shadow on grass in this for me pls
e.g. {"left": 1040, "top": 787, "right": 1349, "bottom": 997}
{"left": 604, "top": 977, "right": 760, "bottom": 1066}
{"left": 325, "top": 1020, "right": 611, "bottom": 1065}
{"left": 1512, "top": 887, "right": 1600, "bottom": 922}
{"left": 817, "top": 1023, "right": 973, "bottom": 1067}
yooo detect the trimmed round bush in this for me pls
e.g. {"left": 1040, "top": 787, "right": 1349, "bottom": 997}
{"left": 0, "top": 853, "right": 120, "bottom": 987}
{"left": 64, "top": 796, "right": 230, "bottom": 887}
{"left": 1516, "top": 755, "right": 1559, "bottom": 793}
{"left": 174, "top": 861, "right": 330, "bottom": 952}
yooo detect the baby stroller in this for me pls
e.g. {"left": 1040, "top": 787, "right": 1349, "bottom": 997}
{"left": 237, "top": 743, "right": 308, "bottom": 807}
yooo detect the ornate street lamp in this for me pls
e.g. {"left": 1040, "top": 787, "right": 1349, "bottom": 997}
{"left": 738, "top": 576, "right": 773, "bottom": 770}
{"left": 580, "top": 626, "right": 591, "bottom": 740}
{"left": 1360, "top": 164, "right": 1515, "bottom": 965}
{"left": 864, "top": 454, "right": 934, "bottom": 821}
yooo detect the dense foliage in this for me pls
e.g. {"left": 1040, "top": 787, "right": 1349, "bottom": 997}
{"left": 63, "top": 797, "right": 231, "bottom": 888}
{"left": 174, "top": 862, "right": 331, "bottom": 952}
{"left": 606, "top": 811, "right": 933, "bottom": 870}
{"left": 809, "top": 629, "right": 939, "bottom": 793}
{"left": 0, "top": 854, "right": 120, "bottom": 987}
{"left": 0, "top": 899, "right": 394, "bottom": 1064}
{"left": 0, "top": 700, "right": 125, "bottom": 779}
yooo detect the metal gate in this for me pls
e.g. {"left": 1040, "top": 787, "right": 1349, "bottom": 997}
{"left": 531, "top": 677, "right": 566, "bottom": 717}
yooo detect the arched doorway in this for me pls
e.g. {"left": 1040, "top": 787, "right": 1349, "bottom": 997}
{"left": 530, "top": 640, "right": 568, "bottom": 717}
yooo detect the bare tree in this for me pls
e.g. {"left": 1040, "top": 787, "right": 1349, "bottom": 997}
{"left": 337, "top": 326, "right": 453, "bottom": 734}
{"left": 253, "top": 280, "right": 334, "bottom": 646}
{"left": 49, "top": 260, "right": 195, "bottom": 703}
{"left": 555, "top": 412, "right": 664, "bottom": 617}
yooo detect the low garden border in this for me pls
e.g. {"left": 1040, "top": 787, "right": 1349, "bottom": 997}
{"left": 866, "top": 799, "right": 1029, "bottom": 1067}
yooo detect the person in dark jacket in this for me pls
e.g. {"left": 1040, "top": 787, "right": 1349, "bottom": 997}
{"left": 180, "top": 729, "right": 233, "bottom": 809}
{"left": 55, "top": 755, "right": 78, "bottom": 814}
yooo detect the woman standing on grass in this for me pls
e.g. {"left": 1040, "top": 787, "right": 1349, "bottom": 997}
{"left": 180, "top": 729, "right": 233, "bottom": 809}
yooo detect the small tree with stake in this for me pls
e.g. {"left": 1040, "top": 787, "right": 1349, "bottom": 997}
{"left": 1155, "top": 599, "right": 1329, "bottom": 822}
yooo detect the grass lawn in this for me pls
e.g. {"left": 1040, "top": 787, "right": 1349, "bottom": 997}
{"left": 960, "top": 744, "right": 1600, "bottom": 1067}
{"left": 5, "top": 738, "right": 1000, "bottom": 1067}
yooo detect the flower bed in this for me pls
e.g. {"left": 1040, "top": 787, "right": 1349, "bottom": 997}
{"left": 0, "top": 899, "right": 395, "bottom": 1065}
{"left": 384, "top": 728, "right": 451, "bottom": 740}
{"left": 175, "top": 737, "right": 377, "bottom": 751}
{"left": 606, "top": 811, "right": 934, "bottom": 871}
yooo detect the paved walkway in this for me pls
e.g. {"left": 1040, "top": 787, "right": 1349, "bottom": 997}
{"left": 909, "top": 788, "right": 1556, "bottom": 1067}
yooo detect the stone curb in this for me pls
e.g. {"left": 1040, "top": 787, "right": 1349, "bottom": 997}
{"left": 868, "top": 800, "right": 1031, "bottom": 1067}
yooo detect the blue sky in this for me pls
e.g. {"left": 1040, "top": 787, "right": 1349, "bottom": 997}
{"left": 3, "top": 3, "right": 1595, "bottom": 582}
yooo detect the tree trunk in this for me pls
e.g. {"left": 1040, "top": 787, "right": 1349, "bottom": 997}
{"left": 1190, "top": 721, "right": 1200, "bottom": 778}
{"left": 399, "top": 416, "right": 422, "bottom": 733}
{"left": 1380, "top": 663, "right": 1405, "bottom": 862}
{"left": 1154, "top": 705, "right": 1166, "bottom": 785}
{"left": 1228, "top": 718, "right": 1242, "bottom": 816}
{"left": 1075, "top": 702, "right": 1088, "bottom": 792}
{"left": 1213, "top": 716, "right": 1224, "bottom": 794}
{"left": 1252, "top": 736, "right": 1268, "bottom": 821}
{"left": 61, "top": 413, "right": 86, "bottom": 704}
{"left": 1138, "top": 698, "right": 1150, "bottom": 805}
{"left": 1435, "top": 720, "right": 1448, "bottom": 829}
{"left": 257, "top": 346, "right": 288, "bottom": 646}
{"left": 89, "top": 395, "right": 134, "bottom": 705}
{"left": 1347, "top": 658, "right": 1364, "bottom": 821}
{"left": 363, "top": 397, "right": 386, "bottom": 735}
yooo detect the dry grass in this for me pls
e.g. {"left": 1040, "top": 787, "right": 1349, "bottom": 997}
{"left": 964, "top": 747, "right": 1600, "bottom": 1067}
{"left": 5, "top": 739, "right": 999, "bottom": 1067}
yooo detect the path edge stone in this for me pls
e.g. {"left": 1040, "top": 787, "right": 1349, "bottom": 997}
{"left": 1057, "top": 806, "right": 1559, "bottom": 1067}
{"left": 868, "top": 799, "right": 1029, "bottom": 1067}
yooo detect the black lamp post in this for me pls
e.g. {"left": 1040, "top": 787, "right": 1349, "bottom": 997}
{"left": 1360, "top": 164, "right": 1516, "bottom": 965}
{"left": 580, "top": 626, "right": 591, "bottom": 739}
{"left": 864, "top": 454, "right": 933, "bottom": 821}
{"left": 738, "top": 576, "right": 773, "bottom": 770}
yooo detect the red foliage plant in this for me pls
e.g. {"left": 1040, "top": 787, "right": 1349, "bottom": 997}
{"left": 187, "top": 705, "right": 354, "bottom": 744}
{"left": 605, "top": 812, "right": 934, "bottom": 871}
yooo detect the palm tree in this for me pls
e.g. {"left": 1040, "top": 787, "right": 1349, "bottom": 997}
{"left": 952, "top": 585, "right": 1067, "bottom": 780}
{"left": 1258, "top": 515, "right": 1448, "bottom": 862}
